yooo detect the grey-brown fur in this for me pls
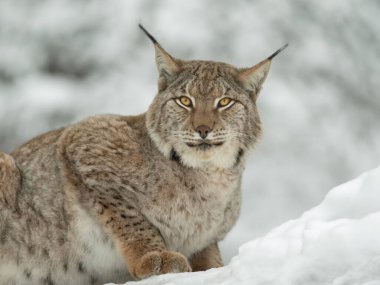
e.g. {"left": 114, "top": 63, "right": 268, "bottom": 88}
{"left": 0, "top": 26, "right": 286, "bottom": 284}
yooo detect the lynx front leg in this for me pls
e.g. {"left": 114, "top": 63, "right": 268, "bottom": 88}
{"left": 190, "top": 243, "right": 224, "bottom": 272}
{"left": 0, "top": 152, "right": 20, "bottom": 208}
{"left": 92, "top": 203, "right": 191, "bottom": 280}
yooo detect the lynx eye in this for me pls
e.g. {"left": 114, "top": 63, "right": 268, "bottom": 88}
{"left": 177, "top": 96, "right": 192, "bottom": 108}
{"left": 217, "top": 97, "right": 234, "bottom": 108}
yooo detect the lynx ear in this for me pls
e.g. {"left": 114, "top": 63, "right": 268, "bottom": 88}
{"left": 139, "top": 24, "right": 180, "bottom": 90}
{"left": 238, "top": 44, "right": 288, "bottom": 97}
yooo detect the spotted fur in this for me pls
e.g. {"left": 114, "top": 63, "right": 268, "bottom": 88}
{"left": 0, "top": 27, "right": 285, "bottom": 284}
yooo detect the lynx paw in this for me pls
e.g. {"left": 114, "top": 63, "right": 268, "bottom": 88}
{"left": 132, "top": 250, "right": 192, "bottom": 280}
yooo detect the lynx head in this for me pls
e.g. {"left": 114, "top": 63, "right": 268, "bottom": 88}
{"left": 141, "top": 25, "right": 287, "bottom": 169}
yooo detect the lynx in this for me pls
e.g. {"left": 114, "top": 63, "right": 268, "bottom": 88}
{"left": 0, "top": 25, "right": 287, "bottom": 285}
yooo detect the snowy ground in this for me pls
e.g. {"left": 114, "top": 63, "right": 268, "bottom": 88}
{"left": 106, "top": 165, "right": 380, "bottom": 285}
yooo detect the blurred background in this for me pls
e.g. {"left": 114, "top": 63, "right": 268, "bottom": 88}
{"left": 1, "top": 0, "right": 379, "bottom": 262}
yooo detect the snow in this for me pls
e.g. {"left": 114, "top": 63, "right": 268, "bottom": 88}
{"left": 106, "top": 165, "right": 380, "bottom": 285}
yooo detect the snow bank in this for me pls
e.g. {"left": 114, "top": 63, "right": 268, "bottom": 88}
{"left": 108, "top": 165, "right": 380, "bottom": 285}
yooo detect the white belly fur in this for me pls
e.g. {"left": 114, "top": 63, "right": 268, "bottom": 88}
{"left": 71, "top": 206, "right": 132, "bottom": 284}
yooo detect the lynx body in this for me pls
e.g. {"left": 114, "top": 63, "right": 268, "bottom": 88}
{"left": 0, "top": 26, "right": 286, "bottom": 284}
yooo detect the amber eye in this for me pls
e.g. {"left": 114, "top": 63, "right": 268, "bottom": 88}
{"left": 218, "top": 97, "right": 232, "bottom": 108}
{"left": 179, "top": 96, "right": 192, "bottom": 107}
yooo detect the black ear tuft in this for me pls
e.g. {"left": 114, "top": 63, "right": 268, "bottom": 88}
{"left": 267, "top": 43, "right": 289, "bottom": 60}
{"left": 138, "top": 24, "right": 158, "bottom": 44}
{"left": 139, "top": 24, "right": 180, "bottom": 79}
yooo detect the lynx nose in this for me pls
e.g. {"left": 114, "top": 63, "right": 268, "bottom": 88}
{"left": 195, "top": 125, "right": 211, "bottom": 139}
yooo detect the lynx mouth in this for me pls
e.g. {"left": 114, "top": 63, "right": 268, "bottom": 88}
{"left": 186, "top": 141, "right": 224, "bottom": 150}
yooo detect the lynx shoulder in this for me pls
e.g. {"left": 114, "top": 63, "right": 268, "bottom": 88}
{"left": 0, "top": 26, "right": 286, "bottom": 285}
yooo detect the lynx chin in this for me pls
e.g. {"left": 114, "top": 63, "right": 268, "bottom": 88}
{"left": 0, "top": 25, "right": 287, "bottom": 285}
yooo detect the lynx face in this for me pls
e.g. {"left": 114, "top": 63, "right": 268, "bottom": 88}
{"left": 142, "top": 26, "right": 286, "bottom": 169}
{"left": 147, "top": 61, "right": 262, "bottom": 168}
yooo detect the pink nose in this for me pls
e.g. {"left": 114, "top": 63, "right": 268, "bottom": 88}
{"left": 195, "top": 125, "right": 211, "bottom": 139}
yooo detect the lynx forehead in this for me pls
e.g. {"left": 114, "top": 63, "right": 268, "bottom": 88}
{"left": 140, "top": 25, "right": 288, "bottom": 168}
{"left": 0, "top": 25, "right": 287, "bottom": 285}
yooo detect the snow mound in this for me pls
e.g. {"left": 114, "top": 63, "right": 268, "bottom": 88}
{"left": 108, "top": 165, "right": 380, "bottom": 285}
